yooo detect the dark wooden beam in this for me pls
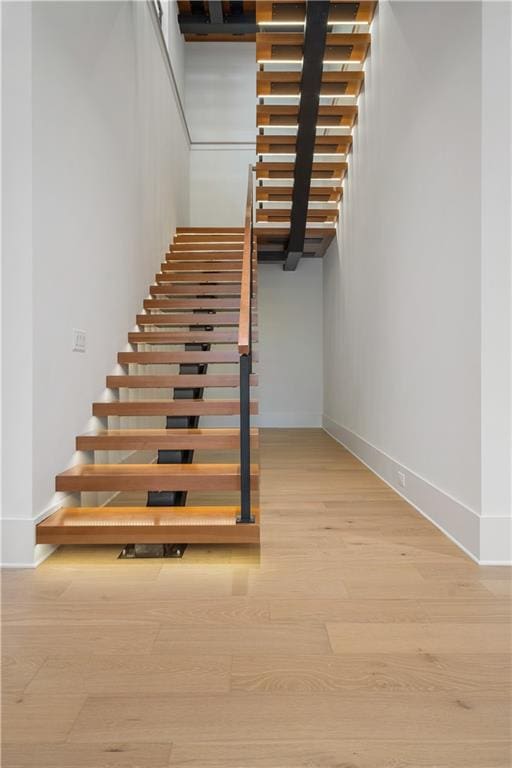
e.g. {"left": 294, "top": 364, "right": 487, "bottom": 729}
{"left": 284, "top": 1, "right": 330, "bottom": 271}
{"left": 177, "top": 10, "right": 256, "bottom": 35}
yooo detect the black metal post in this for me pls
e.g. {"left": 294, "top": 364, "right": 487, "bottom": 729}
{"left": 238, "top": 352, "right": 253, "bottom": 523}
{"left": 238, "top": 166, "right": 254, "bottom": 524}
{"left": 284, "top": 0, "right": 330, "bottom": 271}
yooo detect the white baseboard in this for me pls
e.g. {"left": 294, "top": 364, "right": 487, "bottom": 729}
{"left": 479, "top": 515, "right": 512, "bottom": 564}
{"left": 323, "top": 416, "right": 511, "bottom": 565}
{"left": 1, "top": 517, "right": 58, "bottom": 569}
{"left": 1, "top": 544, "right": 57, "bottom": 570}
{"left": 1, "top": 453, "right": 135, "bottom": 569}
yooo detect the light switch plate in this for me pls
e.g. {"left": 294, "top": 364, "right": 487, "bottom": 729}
{"left": 73, "top": 328, "right": 86, "bottom": 353}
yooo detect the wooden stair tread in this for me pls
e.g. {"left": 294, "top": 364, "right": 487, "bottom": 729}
{"left": 127, "top": 331, "right": 256, "bottom": 344}
{"left": 55, "top": 463, "right": 259, "bottom": 492}
{"left": 92, "top": 400, "right": 258, "bottom": 416}
{"left": 256, "top": 161, "right": 348, "bottom": 180}
{"left": 39, "top": 506, "right": 257, "bottom": 526}
{"left": 255, "top": 225, "right": 336, "bottom": 237}
{"left": 162, "top": 261, "right": 243, "bottom": 271}
{"left": 136, "top": 312, "right": 246, "bottom": 326}
{"left": 257, "top": 134, "right": 351, "bottom": 154}
{"left": 257, "top": 208, "right": 338, "bottom": 222}
{"left": 173, "top": 235, "right": 244, "bottom": 243}
{"left": 57, "top": 463, "right": 259, "bottom": 477}
{"left": 256, "top": 32, "right": 371, "bottom": 65}
{"left": 171, "top": 243, "right": 243, "bottom": 252}
{"left": 256, "top": 186, "right": 341, "bottom": 203}
{"left": 256, "top": 1, "right": 377, "bottom": 25}
{"left": 166, "top": 252, "right": 245, "bottom": 261}
{"left": 176, "top": 227, "right": 244, "bottom": 233}
{"left": 36, "top": 506, "right": 260, "bottom": 544}
{"left": 118, "top": 351, "right": 258, "bottom": 364}
{"left": 257, "top": 103, "right": 357, "bottom": 128}
{"left": 150, "top": 285, "right": 242, "bottom": 296}
{"left": 76, "top": 428, "right": 259, "bottom": 451}
{"left": 143, "top": 299, "right": 247, "bottom": 310}
{"left": 156, "top": 272, "right": 242, "bottom": 284}
{"left": 106, "top": 374, "right": 258, "bottom": 389}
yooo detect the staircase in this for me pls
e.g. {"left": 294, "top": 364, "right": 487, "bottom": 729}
{"left": 37, "top": 176, "right": 260, "bottom": 548}
{"left": 36, "top": 0, "right": 376, "bottom": 548}
{"left": 254, "top": 0, "right": 375, "bottom": 267}
{"left": 174, "top": 2, "right": 376, "bottom": 265}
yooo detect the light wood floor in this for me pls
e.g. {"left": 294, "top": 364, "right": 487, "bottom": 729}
{"left": 2, "top": 429, "right": 511, "bottom": 767}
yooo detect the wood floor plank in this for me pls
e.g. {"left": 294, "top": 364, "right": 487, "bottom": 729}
{"left": 1, "top": 654, "right": 46, "bottom": 692}
{"left": 2, "top": 598, "right": 271, "bottom": 627}
{"left": 2, "top": 693, "right": 87, "bottom": 743}
{"left": 326, "top": 622, "right": 512, "bottom": 654}
{"left": 153, "top": 624, "right": 331, "bottom": 656}
{"left": 25, "top": 654, "right": 231, "bottom": 695}
{"left": 167, "top": 740, "right": 512, "bottom": 768}
{"left": 1, "top": 743, "right": 172, "bottom": 768}
{"left": 3, "top": 428, "right": 510, "bottom": 762}
{"left": 481, "top": 580, "right": 512, "bottom": 597}
{"left": 57, "top": 570, "right": 237, "bottom": 600}
{"left": 67, "top": 692, "right": 511, "bottom": 743}
{"left": 230, "top": 653, "right": 511, "bottom": 694}
{"left": 416, "top": 563, "right": 512, "bottom": 582}
{"left": 420, "top": 599, "right": 512, "bottom": 623}
{"left": 2, "top": 624, "right": 160, "bottom": 656}
{"left": 268, "top": 598, "right": 429, "bottom": 623}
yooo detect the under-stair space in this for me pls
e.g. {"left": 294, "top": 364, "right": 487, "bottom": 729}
{"left": 37, "top": 218, "right": 260, "bottom": 547}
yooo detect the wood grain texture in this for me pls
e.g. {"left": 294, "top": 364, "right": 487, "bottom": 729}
{"left": 161, "top": 261, "right": 243, "bottom": 272}
{"left": 55, "top": 463, "right": 260, "bottom": 492}
{"left": 36, "top": 507, "right": 261, "bottom": 546}
{"left": 155, "top": 272, "right": 242, "bottom": 284}
{"left": 105, "top": 374, "right": 258, "bottom": 389}
{"left": 1, "top": 743, "right": 172, "bottom": 768}
{"left": 67, "top": 693, "right": 510, "bottom": 744}
{"left": 91, "top": 399, "right": 258, "bottom": 417}
{"left": 168, "top": 741, "right": 511, "bottom": 768}
{"left": 127, "top": 330, "right": 253, "bottom": 344}
{"left": 76, "top": 428, "right": 259, "bottom": 451}
{"left": 3, "top": 429, "right": 511, "bottom": 766}
{"left": 150, "top": 284, "right": 241, "bottom": 296}
{"left": 117, "top": 350, "right": 255, "bottom": 364}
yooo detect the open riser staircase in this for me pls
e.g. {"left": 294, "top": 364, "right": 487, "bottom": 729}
{"left": 37, "top": 176, "right": 260, "bottom": 547}
{"left": 37, "top": 0, "right": 376, "bottom": 549}
{"left": 176, "top": 2, "right": 376, "bottom": 267}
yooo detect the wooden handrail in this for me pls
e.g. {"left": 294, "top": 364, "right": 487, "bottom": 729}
{"left": 238, "top": 165, "right": 254, "bottom": 355}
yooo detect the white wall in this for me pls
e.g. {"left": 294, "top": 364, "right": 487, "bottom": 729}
{"left": 258, "top": 262, "right": 323, "bottom": 427}
{"left": 1, "top": 1, "right": 35, "bottom": 566}
{"left": 185, "top": 42, "right": 324, "bottom": 426}
{"left": 189, "top": 147, "right": 255, "bottom": 226}
{"left": 1, "top": 0, "right": 190, "bottom": 566}
{"left": 323, "top": 1, "right": 512, "bottom": 563}
{"left": 185, "top": 42, "right": 256, "bottom": 225}
{"left": 480, "top": 0, "right": 512, "bottom": 562}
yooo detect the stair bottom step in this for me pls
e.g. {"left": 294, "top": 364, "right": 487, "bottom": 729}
{"left": 36, "top": 506, "right": 260, "bottom": 545}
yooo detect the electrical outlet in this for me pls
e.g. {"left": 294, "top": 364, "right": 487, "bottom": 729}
{"left": 73, "top": 328, "right": 86, "bottom": 353}
{"left": 397, "top": 470, "right": 406, "bottom": 488}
